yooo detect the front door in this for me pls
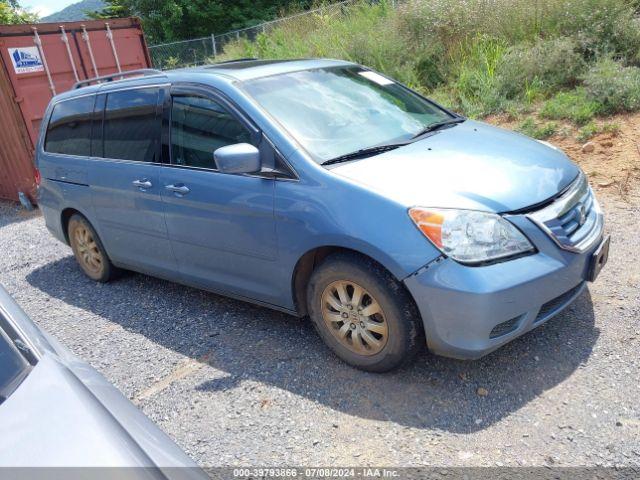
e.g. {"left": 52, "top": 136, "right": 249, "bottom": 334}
{"left": 90, "top": 86, "right": 177, "bottom": 276}
{"left": 159, "top": 87, "right": 279, "bottom": 304}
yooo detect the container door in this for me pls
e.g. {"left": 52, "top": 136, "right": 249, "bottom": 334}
{"left": 90, "top": 87, "right": 177, "bottom": 277}
{"left": 0, "top": 61, "right": 34, "bottom": 201}
{"left": 0, "top": 31, "right": 81, "bottom": 147}
{"left": 73, "top": 23, "right": 150, "bottom": 81}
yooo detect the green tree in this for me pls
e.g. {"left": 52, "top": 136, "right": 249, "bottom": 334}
{"left": 0, "top": 0, "right": 38, "bottom": 23}
{"left": 87, "top": 0, "right": 133, "bottom": 20}
{"left": 90, "top": 0, "right": 312, "bottom": 43}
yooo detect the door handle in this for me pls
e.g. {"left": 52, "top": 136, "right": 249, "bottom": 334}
{"left": 132, "top": 179, "right": 152, "bottom": 189}
{"left": 165, "top": 184, "right": 190, "bottom": 195}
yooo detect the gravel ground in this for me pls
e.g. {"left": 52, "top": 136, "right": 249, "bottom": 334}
{"left": 0, "top": 188, "right": 638, "bottom": 468}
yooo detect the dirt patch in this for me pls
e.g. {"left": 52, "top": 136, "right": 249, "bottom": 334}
{"left": 489, "top": 112, "right": 640, "bottom": 199}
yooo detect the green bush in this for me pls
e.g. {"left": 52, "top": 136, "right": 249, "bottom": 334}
{"left": 554, "top": 0, "right": 640, "bottom": 64}
{"left": 447, "top": 36, "right": 508, "bottom": 117}
{"left": 540, "top": 89, "right": 601, "bottom": 125}
{"left": 518, "top": 118, "right": 557, "bottom": 139}
{"left": 413, "top": 43, "right": 449, "bottom": 89}
{"left": 163, "top": 56, "right": 180, "bottom": 70}
{"left": 396, "top": 0, "right": 640, "bottom": 61}
{"left": 496, "top": 37, "right": 585, "bottom": 99}
{"left": 577, "top": 122, "right": 600, "bottom": 142}
{"left": 601, "top": 122, "right": 621, "bottom": 135}
{"left": 583, "top": 58, "right": 640, "bottom": 113}
{"left": 577, "top": 121, "right": 621, "bottom": 141}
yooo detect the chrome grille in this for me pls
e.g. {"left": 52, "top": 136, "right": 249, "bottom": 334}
{"left": 527, "top": 173, "right": 603, "bottom": 253}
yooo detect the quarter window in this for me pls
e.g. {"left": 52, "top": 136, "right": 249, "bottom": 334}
{"left": 44, "top": 96, "right": 95, "bottom": 156}
{"left": 103, "top": 88, "right": 160, "bottom": 162}
{"left": 170, "top": 95, "right": 251, "bottom": 169}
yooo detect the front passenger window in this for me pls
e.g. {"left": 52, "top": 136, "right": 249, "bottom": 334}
{"left": 170, "top": 95, "right": 252, "bottom": 169}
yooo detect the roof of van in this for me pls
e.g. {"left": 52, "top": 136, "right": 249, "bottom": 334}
{"left": 52, "top": 58, "right": 354, "bottom": 102}
{"left": 180, "top": 58, "right": 354, "bottom": 81}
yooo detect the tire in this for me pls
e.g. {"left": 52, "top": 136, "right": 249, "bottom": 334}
{"left": 307, "top": 252, "right": 424, "bottom": 372}
{"left": 67, "top": 214, "right": 119, "bottom": 282}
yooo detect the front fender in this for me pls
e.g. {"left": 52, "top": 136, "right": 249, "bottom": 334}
{"left": 273, "top": 166, "right": 441, "bottom": 310}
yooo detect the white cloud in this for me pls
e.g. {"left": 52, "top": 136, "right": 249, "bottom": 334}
{"left": 30, "top": 5, "right": 54, "bottom": 17}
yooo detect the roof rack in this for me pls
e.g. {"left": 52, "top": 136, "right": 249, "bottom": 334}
{"left": 73, "top": 68, "right": 164, "bottom": 89}
{"left": 205, "top": 58, "right": 259, "bottom": 66}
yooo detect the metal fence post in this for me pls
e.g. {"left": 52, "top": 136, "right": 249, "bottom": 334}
{"left": 211, "top": 33, "right": 217, "bottom": 58}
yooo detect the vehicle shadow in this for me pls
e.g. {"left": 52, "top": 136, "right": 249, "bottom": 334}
{"left": 26, "top": 256, "right": 599, "bottom": 433}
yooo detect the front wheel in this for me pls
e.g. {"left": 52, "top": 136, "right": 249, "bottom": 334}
{"left": 307, "top": 253, "right": 424, "bottom": 372}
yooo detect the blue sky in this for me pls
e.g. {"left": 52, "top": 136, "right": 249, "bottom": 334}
{"left": 23, "top": 0, "right": 78, "bottom": 18}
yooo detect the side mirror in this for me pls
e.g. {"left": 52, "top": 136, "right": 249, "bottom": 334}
{"left": 214, "top": 143, "right": 261, "bottom": 174}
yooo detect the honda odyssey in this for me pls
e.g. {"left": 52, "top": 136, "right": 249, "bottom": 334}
{"left": 36, "top": 59, "right": 609, "bottom": 372}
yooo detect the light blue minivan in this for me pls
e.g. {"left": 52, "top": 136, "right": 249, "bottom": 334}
{"left": 37, "top": 59, "right": 609, "bottom": 371}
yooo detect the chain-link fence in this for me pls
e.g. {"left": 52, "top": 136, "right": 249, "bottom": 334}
{"left": 148, "top": 36, "right": 217, "bottom": 70}
{"left": 148, "top": 0, "right": 368, "bottom": 69}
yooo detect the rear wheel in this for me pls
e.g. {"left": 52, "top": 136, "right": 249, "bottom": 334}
{"left": 67, "top": 214, "right": 118, "bottom": 282}
{"left": 307, "top": 253, "right": 423, "bottom": 372}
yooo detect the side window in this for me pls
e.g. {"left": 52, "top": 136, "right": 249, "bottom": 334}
{"left": 44, "top": 96, "right": 95, "bottom": 156}
{"left": 170, "top": 95, "right": 251, "bottom": 169}
{"left": 103, "top": 88, "right": 160, "bottom": 162}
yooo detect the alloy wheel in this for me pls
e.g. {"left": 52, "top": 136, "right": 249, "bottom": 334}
{"left": 320, "top": 280, "right": 388, "bottom": 356}
{"left": 73, "top": 224, "right": 103, "bottom": 275}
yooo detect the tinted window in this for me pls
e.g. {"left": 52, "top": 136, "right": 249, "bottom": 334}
{"left": 170, "top": 95, "right": 251, "bottom": 169}
{"left": 45, "top": 96, "right": 94, "bottom": 156}
{"left": 0, "top": 327, "right": 30, "bottom": 405}
{"left": 104, "top": 88, "right": 159, "bottom": 162}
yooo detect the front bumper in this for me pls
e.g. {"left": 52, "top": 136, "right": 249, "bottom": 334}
{"left": 404, "top": 213, "right": 604, "bottom": 360}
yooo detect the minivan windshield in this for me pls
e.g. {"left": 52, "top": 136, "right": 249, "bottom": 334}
{"left": 243, "top": 66, "right": 454, "bottom": 162}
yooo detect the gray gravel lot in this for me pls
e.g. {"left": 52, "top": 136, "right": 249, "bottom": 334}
{"left": 0, "top": 188, "right": 638, "bottom": 468}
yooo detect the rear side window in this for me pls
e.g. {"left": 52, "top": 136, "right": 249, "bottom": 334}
{"left": 103, "top": 88, "right": 160, "bottom": 162}
{"left": 44, "top": 96, "right": 95, "bottom": 156}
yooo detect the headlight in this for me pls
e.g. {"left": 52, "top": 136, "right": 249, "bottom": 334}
{"left": 408, "top": 207, "right": 535, "bottom": 264}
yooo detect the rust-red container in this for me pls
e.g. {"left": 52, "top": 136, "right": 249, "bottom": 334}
{"left": 0, "top": 17, "right": 152, "bottom": 202}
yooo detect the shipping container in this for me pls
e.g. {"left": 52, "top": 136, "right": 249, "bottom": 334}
{"left": 0, "top": 17, "right": 152, "bottom": 202}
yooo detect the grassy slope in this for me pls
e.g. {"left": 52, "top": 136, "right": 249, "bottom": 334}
{"left": 221, "top": 0, "right": 640, "bottom": 142}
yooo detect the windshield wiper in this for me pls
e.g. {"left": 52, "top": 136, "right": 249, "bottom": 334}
{"left": 411, "top": 117, "right": 465, "bottom": 139}
{"left": 321, "top": 142, "right": 408, "bottom": 166}
{"left": 320, "top": 117, "right": 465, "bottom": 166}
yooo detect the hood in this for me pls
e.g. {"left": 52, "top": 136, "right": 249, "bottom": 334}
{"left": 330, "top": 120, "right": 579, "bottom": 212}
{"left": 0, "top": 354, "right": 157, "bottom": 468}
{"left": 0, "top": 283, "right": 204, "bottom": 476}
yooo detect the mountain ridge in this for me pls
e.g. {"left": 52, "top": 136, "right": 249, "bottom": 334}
{"left": 41, "top": 0, "right": 105, "bottom": 22}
